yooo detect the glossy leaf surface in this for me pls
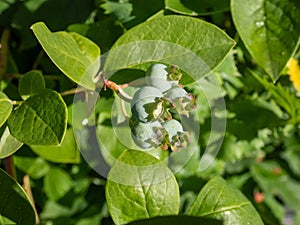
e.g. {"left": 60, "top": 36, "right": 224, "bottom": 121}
{"left": 8, "top": 89, "right": 67, "bottom": 145}
{"left": 18, "top": 70, "right": 45, "bottom": 100}
{"left": 105, "top": 15, "right": 235, "bottom": 84}
{"left": 106, "top": 150, "right": 180, "bottom": 225}
{"left": 30, "top": 129, "right": 80, "bottom": 164}
{"left": 31, "top": 22, "right": 100, "bottom": 90}
{"left": 188, "top": 176, "right": 264, "bottom": 225}
{"left": 126, "top": 215, "right": 222, "bottom": 225}
{"left": 0, "top": 126, "right": 23, "bottom": 159}
{"left": 231, "top": 0, "right": 300, "bottom": 80}
{"left": 0, "top": 168, "right": 36, "bottom": 225}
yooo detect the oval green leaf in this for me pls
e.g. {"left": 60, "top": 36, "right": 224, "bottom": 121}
{"left": 18, "top": 70, "right": 45, "bottom": 100}
{"left": 14, "top": 156, "right": 50, "bottom": 180}
{"left": 165, "top": 0, "right": 229, "bottom": 16}
{"left": 104, "top": 15, "right": 235, "bottom": 84}
{"left": 188, "top": 176, "right": 264, "bottom": 225}
{"left": 165, "top": 0, "right": 198, "bottom": 16}
{"left": 8, "top": 89, "right": 67, "bottom": 145}
{"left": 126, "top": 215, "right": 222, "bottom": 225}
{"left": 0, "top": 91, "right": 12, "bottom": 128}
{"left": 0, "top": 126, "right": 23, "bottom": 159}
{"left": 231, "top": 0, "right": 300, "bottom": 80}
{"left": 30, "top": 129, "right": 80, "bottom": 164}
{"left": 30, "top": 22, "right": 100, "bottom": 90}
{"left": 106, "top": 150, "right": 180, "bottom": 225}
{"left": 0, "top": 168, "right": 36, "bottom": 225}
{"left": 44, "top": 167, "right": 73, "bottom": 201}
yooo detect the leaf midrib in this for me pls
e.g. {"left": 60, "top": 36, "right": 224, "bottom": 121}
{"left": 199, "top": 201, "right": 251, "bottom": 217}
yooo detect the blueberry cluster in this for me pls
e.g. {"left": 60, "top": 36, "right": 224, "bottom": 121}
{"left": 129, "top": 64, "right": 196, "bottom": 151}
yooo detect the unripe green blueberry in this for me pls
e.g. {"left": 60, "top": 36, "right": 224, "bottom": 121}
{"left": 162, "top": 119, "right": 189, "bottom": 151}
{"left": 146, "top": 63, "right": 168, "bottom": 78}
{"left": 163, "top": 119, "right": 183, "bottom": 138}
{"left": 164, "top": 86, "right": 187, "bottom": 99}
{"left": 145, "top": 63, "right": 176, "bottom": 93}
{"left": 146, "top": 77, "right": 173, "bottom": 93}
{"left": 131, "top": 86, "right": 164, "bottom": 123}
{"left": 131, "top": 120, "right": 165, "bottom": 149}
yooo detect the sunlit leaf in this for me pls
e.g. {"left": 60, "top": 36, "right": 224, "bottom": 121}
{"left": 8, "top": 89, "right": 67, "bottom": 145}
{"left": 30, "top": 129, "right": 80, "bottom": 164}
{"left": 188, "top": 176, "right": 264, "bottom": 225}
{"left": 231, "top": 0, "right": 300, "bottom": 80}
{"left": 31, "top": 22, "right": 100, "bottom": 90}
{"left": 106, "top": 150, "right": 180, "bottom": 225}
{"left": 18, "top": 70, "right": 45, "bottom": 100}
{"left": 105, "top": 15, "right": 235, "bottom": 84}
{"left": 0, "top": 126, "right": 23, "bottom": 159}
{"left": 0, "top": 91, "right": 12, "bottom": 128}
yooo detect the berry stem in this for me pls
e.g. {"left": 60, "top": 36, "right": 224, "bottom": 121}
{"left": 104, "top": 79, "right": 132, "bottom": 102}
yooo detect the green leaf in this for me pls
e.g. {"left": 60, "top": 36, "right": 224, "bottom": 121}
{"left": 252, "top": 71, "right": 300, "bottom": 124}
{"left": 8, "top": 89, "right": 67, "bottom": 145}
{"left": 226, "top": 96, "right": 285, "bottom": 140}
{"left": 101, "top": 1, "right": 134, "bottom": 23}
{"left": 295, "top": 211, "right": 300, "bottom": 225}
{"left": 231, "top": 0, "right": 300, "bottom": 80}
{"left": 14, "top": 156, "right": 50, "bottom": 179}
{"left": 251, "top": 161, "right": 300, "bottom": 212}
{"left": 188, "top": 176, "right": 264, "bottom": 225}
{"left": 255, "top": 194, "right": 285, "bottom": 225}
{"left": 165, "top": 0, "right": 229, "bottom": 16}
{"left": 18, "top": 70, "right": 45, "bottom": 100}
{"left": 0, "top": 168, "right": 36, "bottom": 225}
{"left": 0, "top": 126, "right": 23, "bottom": 159}
{"left": 0, "top": 91, "right": 12, "bottom": 128}
{"left": 281, "top": 145, "right": 300, "bottom": 177}
{"left": 30, "top": 129, "right": 80, "bottom": 164}
{"left": 30, "top": 22, "right": 100, "bottom": 90}
{"left": 105, "top": 15, "right": 235, "bottom": 84}
{"left": 165, "top": 0, "right": 198, "bottom": 16}
{"left": 0, "top": 215, "right": 16, "bottom": 225}
{"left": 126, "top": 215, "right": 222, "bottom": 225}
{"left": 44, "top": 167, "right": 73, "bottom": 201}
{"left": 106, "top": 150, "right": 180, "bottom": 225}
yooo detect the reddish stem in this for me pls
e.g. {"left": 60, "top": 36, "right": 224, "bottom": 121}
{"left": 4, "top": 155, "right": 17, "bottom": 179}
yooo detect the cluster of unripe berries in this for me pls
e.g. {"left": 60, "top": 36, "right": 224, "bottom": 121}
{"left": 129, "top": 64, "right": 196, "bottom": 151}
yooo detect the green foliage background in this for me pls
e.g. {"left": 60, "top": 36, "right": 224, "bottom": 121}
{"left": 0, "top": 0, "right": 300, "bottom": 225}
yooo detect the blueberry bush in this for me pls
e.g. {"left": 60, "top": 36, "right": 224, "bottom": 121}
{"left": 0, "top": 0, "right": 300, "bottom": 225}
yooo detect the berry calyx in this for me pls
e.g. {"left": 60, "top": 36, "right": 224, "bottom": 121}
{"left": 162, "top": 119, "right": 189, "bottom": 151}
{"left": 164, "top": 87, "right": 197, "bottom": 117}
{"left": 130, "top": 120, "right": 166, "bottom": 149}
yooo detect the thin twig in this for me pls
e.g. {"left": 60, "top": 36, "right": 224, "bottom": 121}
{"left": 32, "top": 50, "right": 44, "bottom": 69}
{"left": 120, "top": 98, "right": 130, "bottom": 119}
{"left": 60, "top": 86, "right": 87, "bottom": 96}
{"left": 4, "top": 156, "right": 16, "bottom": 179}
{"left": 105, "top": 79, "right": 132, "bottom": 102}
{"left": 23, "top": 175, "right": 40, "bottom": 225}
{"left": 0, "top": 29, "right": 10, "bottom": 81}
